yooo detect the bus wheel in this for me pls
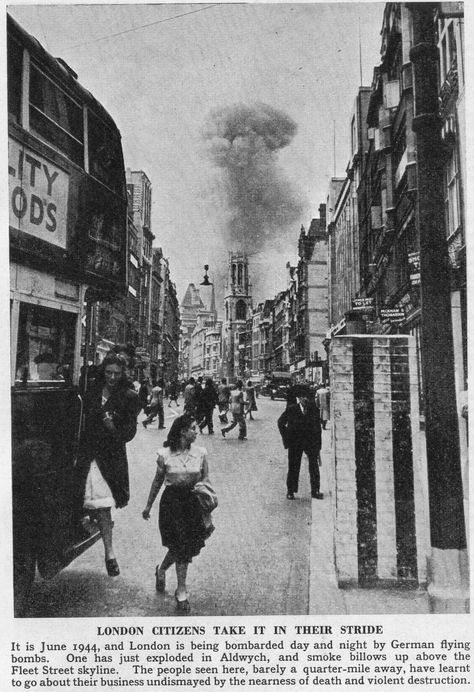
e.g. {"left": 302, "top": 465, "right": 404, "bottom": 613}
{"left": 13, "top": 553, "right": 36, "bottom": 617}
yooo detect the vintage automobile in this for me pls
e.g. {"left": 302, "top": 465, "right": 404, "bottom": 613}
{"left": 267, "top": 372, "right": 293, "bottom": 400}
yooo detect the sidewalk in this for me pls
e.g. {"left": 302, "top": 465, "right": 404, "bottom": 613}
{"left": 309, "top": 424, "right": 430, "bottom": 615}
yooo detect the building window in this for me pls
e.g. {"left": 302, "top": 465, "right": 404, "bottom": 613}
{"left": 438, "top": 18, "right": 459, "bottom": 86}
{"left": 236, "top": 300, "right": 246, "bottom": 321}
{"left": 444, "top": 147, "right": 461, "bottom": 238}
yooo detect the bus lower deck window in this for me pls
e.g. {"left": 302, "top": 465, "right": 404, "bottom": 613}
{"left": 15, "top": 303, "right": 76, "bottom": 384}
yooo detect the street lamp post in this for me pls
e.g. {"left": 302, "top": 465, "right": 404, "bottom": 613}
{"left": 200, "top": 264, "right": 213, "bottom": 286}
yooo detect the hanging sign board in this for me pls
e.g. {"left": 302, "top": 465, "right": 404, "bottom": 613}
{"left": 351, "top": 297, "right": 375, "bottom": 313}
{"left": 408, "top": 252, "right": 420, "bottom": 286}
{"left": 381, "top": 309, "right": 405, "bottom": 322}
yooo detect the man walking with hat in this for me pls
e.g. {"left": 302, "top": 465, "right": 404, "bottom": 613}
{"left": 277, "top": 384, "right": 323, "bottom": 500}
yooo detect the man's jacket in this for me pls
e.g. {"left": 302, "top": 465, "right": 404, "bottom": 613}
{"left": 277, "top": 402, "right": 321, "bottom": 450}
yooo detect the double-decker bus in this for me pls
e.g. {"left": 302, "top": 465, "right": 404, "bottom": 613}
{"left": 8, "top": 14, "right": 128, "bottom": 615}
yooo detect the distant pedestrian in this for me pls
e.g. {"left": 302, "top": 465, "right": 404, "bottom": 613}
{"left": 142, "top": 379, "right": 166, "bottom": 429}
{"left": 316, "top": 383, "right": 330, "bottom": 430}
{"left": 277, "top": 384, "right": 323, "bottom": 500}
{"left": 194, "top": 377, "right": 205, "bottom": 428}
{"left": 199, "top": 379, "right": 218, "bottom": 435}
{"left": 217, "top": 378, "right": 230, "bottom": 423}
{"left": 168, "top": 381, "right": 180, "bottom": 407}
{"left": 221, "top": 381, "right": 247, "bottom": 441}
{"left": 138, "top": 379, "right": 150, "bottom": 415}
{"left": 142, "top": 414, "right": 214, "bottom": 614}
{"left": 184, "top": 378, "right": 197, "bottom": 416}
{"left": 244, "top": 380, "right": 257, "bottom": 420}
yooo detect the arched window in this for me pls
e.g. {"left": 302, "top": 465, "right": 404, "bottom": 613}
{"left": 225, "top": 303, "right": 229, "bottom": 321}
{"left": 238, "top": 264, "right": 243, "bottom": 284}
{"left": 236, "top": 300, "right": 246, "bottom": 320}
{"left": 232, "top": 264, "right": 236, "bottom": 284}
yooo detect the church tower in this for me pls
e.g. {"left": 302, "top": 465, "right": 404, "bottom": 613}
{"left": 222, "top": 252, "right": 252, "bottom": 380}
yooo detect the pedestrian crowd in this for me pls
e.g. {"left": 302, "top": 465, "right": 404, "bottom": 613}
{"left": 75, "top": 345, "right": 329, "bottom": 615}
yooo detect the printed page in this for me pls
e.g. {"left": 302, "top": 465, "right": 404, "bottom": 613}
{"left": 2, "top": 1, "right": 472, "bottom": 691}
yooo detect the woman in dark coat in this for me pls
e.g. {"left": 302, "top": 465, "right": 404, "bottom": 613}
{"left": 75, "top": 352, "right": 138, "bottom": 576}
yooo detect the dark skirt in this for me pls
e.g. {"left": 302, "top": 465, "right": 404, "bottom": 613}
{"left": 159, "top": 486, "right": 207, "bottom": 563}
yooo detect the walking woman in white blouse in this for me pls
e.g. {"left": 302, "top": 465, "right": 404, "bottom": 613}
{"left": 142, "top": 414, "right": 211, "bottom": 613}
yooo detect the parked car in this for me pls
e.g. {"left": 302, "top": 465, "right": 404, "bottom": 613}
{"left": 267, "top": 372, "right": 293, "bottom": 400}
{"left": 270, "top": 383, "right": 290, "bottom": 400}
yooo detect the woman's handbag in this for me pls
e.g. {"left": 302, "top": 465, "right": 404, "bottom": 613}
{"left": 192, "top": 480, "right": 218, "bottom": 513}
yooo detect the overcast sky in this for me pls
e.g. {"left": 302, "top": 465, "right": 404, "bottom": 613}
{"left": 7, "top": 2, "right": 385, "bottom": 309}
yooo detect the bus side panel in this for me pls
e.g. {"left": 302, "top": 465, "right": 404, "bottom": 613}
{"left": 12, "top": 388, "right": 82, "bottom": 580}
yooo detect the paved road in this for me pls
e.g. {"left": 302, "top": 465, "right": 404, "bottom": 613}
{"left": 24, "top": 396, "right": 315, "bottom": 617}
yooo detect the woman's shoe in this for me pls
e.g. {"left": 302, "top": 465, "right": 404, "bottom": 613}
{"left": 175, "top": 591, "right": 190, "bottom": 613}
{"left": 155, "top": 566, "right": 166, "bottom": 593}
{"left": 105, "top": 558, "right": 120, "bottom": 577}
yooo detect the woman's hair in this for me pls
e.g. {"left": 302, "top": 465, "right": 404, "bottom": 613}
{"left": 163, "top": 414, "right": 195, "bottom": 451}
{"left": 99, "top": 351, "right": 129, "bottom": 389}
{"left": 205, "top": 378, "right": 214, "bottom": 388}
{"left": 112, "top": 342, "right": 135, "bottom": 368}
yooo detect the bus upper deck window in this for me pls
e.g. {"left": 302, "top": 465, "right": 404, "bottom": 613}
{"left": 8, "top": 34, "right": 22, "bottom": 124}
{"left": 29, "top": 64, "right": 84, "bottom": 166}
{"left": 15, "top": 303, "right": 76, "bottom": 385}
{"left": 88, "top": 110, "right": 124, "bottom": 194}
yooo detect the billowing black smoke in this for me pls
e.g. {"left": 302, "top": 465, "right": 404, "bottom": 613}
{"left": 203, "top": 103, "right": 304, "bottom": 299}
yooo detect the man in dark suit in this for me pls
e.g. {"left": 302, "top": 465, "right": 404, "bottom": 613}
{"left": 277, "top": 385, "right": 323, "bottom": 500}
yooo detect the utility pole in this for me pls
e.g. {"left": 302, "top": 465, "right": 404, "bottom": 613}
{"left": 409, "top": 3, "right": 467, "bottom": 612}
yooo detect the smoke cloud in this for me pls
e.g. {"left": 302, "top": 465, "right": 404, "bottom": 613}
{"left": 202, "top": 103, "right": 305, "bottom": 298}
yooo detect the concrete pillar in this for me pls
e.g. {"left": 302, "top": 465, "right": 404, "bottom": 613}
{"left": 330, "top": 335, "right": 430, "bottom": 589}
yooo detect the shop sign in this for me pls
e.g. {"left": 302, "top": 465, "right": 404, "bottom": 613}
{"left": 396, "top": 291, "right": 418, "bottom": 318}
{"left": 381, "top": 309, "right": 405, "bottom": 322}
{"left": 351, "top": 297, "right": 375, "bottom": 312}
{"left": 408, "top": 252, "right": 420, "bottom": 286}
{"left": 9, "top": 138, "right": 69, "bottom": 248}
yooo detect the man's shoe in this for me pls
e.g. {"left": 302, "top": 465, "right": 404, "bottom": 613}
{"left": 155, "top": 566, "right": 166, "bottom": 593}
{"left": 312, "top": 492, "right": 324, "bottom": 500}
{"left": 286, "top": 492, "right": 295, "bottom": 500}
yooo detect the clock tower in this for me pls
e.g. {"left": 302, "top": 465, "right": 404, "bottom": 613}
{"left": 222, "top": 252, "right": 252, "bottom": 380}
